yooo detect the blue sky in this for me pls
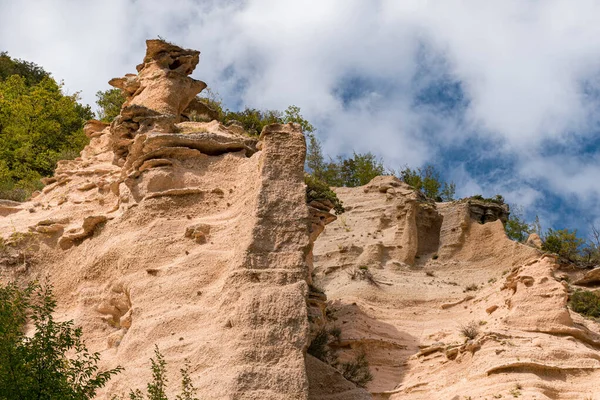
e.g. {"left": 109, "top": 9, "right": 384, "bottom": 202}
{"left": 2, "top": 0, "right": 600, "bottom": 237}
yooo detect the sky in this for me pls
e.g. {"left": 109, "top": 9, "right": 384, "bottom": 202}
{"left": 1, "top": 0, "right": 600, "bottom": 237}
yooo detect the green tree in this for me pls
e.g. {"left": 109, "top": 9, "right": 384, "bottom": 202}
{"left": 305, "top": 133, "right": 326, "bottom": 179}
{"left": 338, "top": 152, "right": 385, "bottom": 187}
{"left": 504, "top": 206, "right": 532, "bottom": 242}
{"left": 399, "top": 165, "right": 455, "bottom": 201}
{"left": 219, "top": 104, "right": 313, "bottom": 137}
{"left": 125, "top": 347, "right": 198, "bottom": 400}
{"left": 0, "top": 74, "right": 92, "bottom": 201}
{"left": 282, "top": 105, "right": 314, "bottom": 133}
{"left": 0, "top": 52, "right": 49, "bottom": 87}
{"left": 305, "top": 132, "right": 387, "bottom": 188}
{"left": 96, "top": 88, "right": 125, "bottom": 123}
{"left": 0, "top": 281, "right": 122, "bottom": 399}
{"left": 584, "top": 223, "right": 600, "bottom": 263}
{"left": 222, "top": 108, "right": 282, "bottom": 136}
{"left": 440, "top": 182, "right": 456, "bottom": 202}
{"left": 542, "top": 228, "right": 585, "bottom": 261}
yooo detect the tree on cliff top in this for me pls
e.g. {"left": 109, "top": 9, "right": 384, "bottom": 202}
{"left": 397, "top": 165, "right": 455, "bottom": 201}
{"left": 0, "top": 60, "right": 93, "bottom": 201}
{"left": 0, "top": 52, "right": 48, "bottom": 86}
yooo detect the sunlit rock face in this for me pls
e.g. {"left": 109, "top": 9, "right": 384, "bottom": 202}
{"left": 3, "top": 38, "right": 600, "bottom": 400}
{"left": 0, "top": 40, "right": 314, "bottom": 400}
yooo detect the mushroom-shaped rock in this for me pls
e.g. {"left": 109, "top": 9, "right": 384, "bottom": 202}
{"left": 109, "top": 40, "right": 208, "bottom": 164}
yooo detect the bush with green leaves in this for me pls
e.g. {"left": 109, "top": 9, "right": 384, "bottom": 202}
{"left": 221, "top": 104, "right": 314, "bottom": 136}
{"left": 121, "top": 346, "right": 198, "bottom": 400}
{"left": 306, "top": 327, "right": 373, "bottom": 388}
{"left": 569, "top": 290, "right": 600, "bottom": 319}
{"left": 398, "top": 165, "right": 455, "bottom": 201}
{"left": 0, "top": 53, "right": 92, "bottom": 201}
{"left": 504, "top": 206, "right": 532, "bottom": 242}
{"left": 223, "top": 108, "right": 282, "bottom": 136}
{"left": 339, "top": 352, "right": 373, "bottom": 388}
{"left": 468, "top": 194, "right": 505, "bottom": 205}
{"left": 96, "top": 88, "right": 126, "bottom": 123}
{"left": 305, "top": 174, "right": 345, "bottom": 215}
{"left": 195, "top": 91, "right": 314, "bottom": 137}
{"left": 542, "top": 228, "right": 584, "bottom": 261}
{"left": 0, "top": 281, "right": 122, "bottom": 399}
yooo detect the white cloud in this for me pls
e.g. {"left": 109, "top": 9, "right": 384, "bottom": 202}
{"left": 2, "top": 0, "right": 600, "bottom": 227}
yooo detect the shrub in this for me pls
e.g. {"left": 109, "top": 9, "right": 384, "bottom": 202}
{"left": 305, "top": 173, "right": 345, "bottom": 215}
{"left": 196, "top": 88, "right": 225, "bottom": 121}
{"left": 347, "top": 267, "right": 379, "bottom": 286}
{"left": 542, "top": 228, "right": 585, "bottom": 261}
{"left": 459, "top": 321, "right": 480, "bottom": 340}
{"left": 218, "top": 104, "right": 313, "bottom": 136}
{"left": 307, "top": 328, "right": 337, "bottom": 365}
{"left": 469, "top": 194, "right": 505, "bottom": 205}
{"left": 339, "top": 352, "right": 373, "bottom": 387}
{"left": 398, "top": 165, "right": 455, "bottom": 201}
{"left": 96, "top": 88, "right": 126, "bottom": 122}
{"left": 329, "top": 326, "right": 342, "bottom": 343}
{"left": 569, "top": 290, "right": 600, "bottom": 319}
{"left": 465, "top": 283, "right": 479, "bottom": 292}
{"left": 223, "top": 108, "right": 282, "bottom": 136}
{"left": 504, "top": 206, "right": 532, "bottom": 242}
{"left": 307, "top": 327, "right": 373, "bottom": 388}
{"left": 121, "top": 346, "right": 199, "bottom": 400}
{"left": 0, "top": 281, "right": 122, "bottom": 399}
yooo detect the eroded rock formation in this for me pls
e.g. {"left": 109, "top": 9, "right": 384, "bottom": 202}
{"left": 2, "top": 39, "right": 600, "bottom": 400}
{"left": 0, "top": 40, "right": 313, "bottom": 400}
{"left": 311, "top": 179, "right": 600, "bottom": 399}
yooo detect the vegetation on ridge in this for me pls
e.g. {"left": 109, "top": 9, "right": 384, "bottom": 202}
{"left": 569, "top": 290, "right": 600, "bottom": 319}
{"left": 399, "top": 165, "right": 455, "bottom": 201}
{"left": 8, "top": 51, "right": 600, "bottom": 269}
{"left": 305, "top": 174, "right": 345, "bottom": 215}
{"left": 0, "top": 52, "right": 92, "bottom": 201}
